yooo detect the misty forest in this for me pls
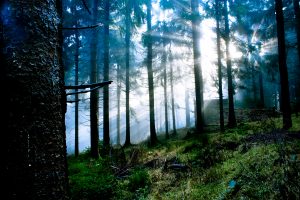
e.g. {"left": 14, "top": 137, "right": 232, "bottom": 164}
{"left": 1, "top": 0, "right": 300, "bottom": 199}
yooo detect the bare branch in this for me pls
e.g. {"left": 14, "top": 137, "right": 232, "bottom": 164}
{"left": 81, "top": 0, "right": 91, "bottom": 15}
{"left": 67, "top": 100, "right": 81, "bottom": 103}
{"left": 65, "top": 81, "right": 113, "bottom": 96}
{"left": 61, "top": 23, "right": 102, "bottom": 30}
{"left": 65, "top": 81, "right": 112, "bottom": 89}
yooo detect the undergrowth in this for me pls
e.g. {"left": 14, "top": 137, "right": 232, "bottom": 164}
{"left": 68, "top": 115, "right": 300, "bottom": 200}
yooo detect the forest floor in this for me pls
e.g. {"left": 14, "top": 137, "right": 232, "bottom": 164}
{"left": 68, "top": 115, "right": 300, "bottom": 200}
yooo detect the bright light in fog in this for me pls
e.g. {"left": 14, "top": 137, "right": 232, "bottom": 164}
{"left": 66, "top": 3, "right": 245, "bottom": 154}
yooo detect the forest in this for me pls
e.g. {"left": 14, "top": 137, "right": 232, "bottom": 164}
{"left": 1, "top": 0, "right": 300, "bottom": 199}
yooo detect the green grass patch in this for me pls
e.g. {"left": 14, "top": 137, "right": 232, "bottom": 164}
{"left": 68, "top": 116, "right": 300, "bottom": 200}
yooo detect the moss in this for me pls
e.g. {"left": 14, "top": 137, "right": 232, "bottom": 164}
{"left": 68, "top": 155, "right": 116, "bottom": 200}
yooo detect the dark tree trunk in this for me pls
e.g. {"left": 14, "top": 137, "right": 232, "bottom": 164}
{"left": 162, "top": 45, "right": 169, "bottom": 139}
{"left": 117, "top": 64, "right": 121, "bottom": 145}
{"left": 216, "top": 0, "right": 225, "bottom": 132}
{"left": 275, "top": 0, "right": 292, "bottom": 129}
{"left": 124, "top": 2, "right": 131, "bottom": 146}
{"left": 259, "top": 69, "right": 265, "bottom": 108}
{"left": 246, "top": 36, "right": 258, "bottom": 106}
{"left": 74, "top": 19, "right": 80, "bottom": 157}
{"left": 169, "top": 49, "right": 177, "bottom": 135}
{"left": 146, "top": 0, "right": 158, "bottom": 145}
{"left": 194, "top": 98, "right": 197, "bottom": 126}
{"left": 90, "top": 0, "right": 100, "bottom": 158}
{"left": 1, "top": 0, "right": 69, "bottom": 199}
{"left": 224, "top": 0, "right": 237, "bottom": 128}
{"left": 103, "top": 0, "right": 110, "bottom": 153}
{"left": 251, "top": 65, "right": 257, "bottom": 104}
{"left": 185, "top": 89, "right": 191, "bottom": 128}
{"left": 191, "top": 0, "right": 204, "bottom": 133}
{"left": 293, "top": 0, "right": 300, "bottom": 109}
{"left": 294, "top": 0, "right": 300, "bottom": 62}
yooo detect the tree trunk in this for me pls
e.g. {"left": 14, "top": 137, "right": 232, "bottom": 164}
{"left": 259, "top": 68, "right": 265, "bottom": 108}
{"left": 103, "top": 0, "right": 110, "bottom": 153}
{"left": 169, "top": 48, "right": 177, "bottom": 135}
{"left": 293, "top": 0, "right": 300, "bottom": 111}
{"left": 162, "top": 45, "right": 169, "bottom": 139}
{"left": 224, "top": 0, "right": 237, "bottom": 128}
{"left": 251, "top": 65, "right": 257, "bottom": 105}
{"left": 146, "top": 0, "right": 158, "bottom": 145}
{"left": 294, "top": 0, "right": 300, "bottom": 63}
{"left": 90, "top": 0, "right": 100, "bottom": 158}
{"left": 275, "top": 0, "right": 292, "bottom": 129}
{"left": 216, "top": 0, "right": 225, "bottom": 132}
{"left": 124, "top": 1, "right": 131, "bottom": 146}
{"left": 1, "top": 0, "right": 69, "bottom": 199}
{"left": 191, "top": 0, "right": 204, "bottom": 133}
{"left": 117, "top": 64, "right": 121, "bottom": 146}
{"left": 74, "top": 18, "right": 80, "bottom": 157}
{"left": 185, "top": 89, "right": 191, "bottom": 128}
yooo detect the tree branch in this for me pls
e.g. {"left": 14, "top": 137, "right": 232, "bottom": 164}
{"left": 67, "top": 100, "right": 81, "bottom": 103}
{"left": 61, "top": 23, "right": 102, "bottom": 30}
{"left": 65, "top": 81, "right": 113, "bottom": 96}
{"left": 65, "top": 81, "right": 112, "bottom": 89}
{"left": 81, "top": 0, "right": 91, "bottom": 15}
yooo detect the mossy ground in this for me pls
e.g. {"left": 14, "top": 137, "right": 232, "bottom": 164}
{"left": 68, "top": 115, "right": 300, "bottom": 200}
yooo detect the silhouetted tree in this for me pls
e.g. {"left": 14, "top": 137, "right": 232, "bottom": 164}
{"left": 162, "top": 42, "right": 169, "bottom": 138}
{"left": 191, "top": 0, "right": 204, "bottom": 133}
{"left": 103, "top": 0, "right": 110, "bottom": 153}
{"left": 294, "top": 0, "right": 300, "bottom": 63}
{"left": 90, "top": 0, "right": 100, "bottom": 158}
{"left": 146, "top": 0, "right": 158, "bottom": 145}
{"left": 275, "top": 0, "right": 292, "bottom": 129}
{"left": 224, "top": 0, "right": 237, "bottom": 128}
{"left": 74, "top": 10, "right": 80, "bottom": 157}
{"left": 123, "top": 0, "right": 145, "bottom": 146}
{"left": 216, "top": 0, "right": 225, "bottom": 132}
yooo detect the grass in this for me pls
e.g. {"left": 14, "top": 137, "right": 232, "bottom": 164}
{"left": 68, "top": 115, "right": 300, "bottom": 200}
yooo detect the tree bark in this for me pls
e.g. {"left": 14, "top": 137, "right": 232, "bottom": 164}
{"left": 146, "top": 0, "right": 158, "bottom": 145}
{"left": 216, "top": 0, "right": 225, "bottom": 132}
{"left": 224, "top": 0, "right": 237, "bottom": 128}
{"left": 103, "top": 0, "right": 110, "bottom": 153}
{"left": 90, "top": 0, "right": 100, "bottom": 158}
{"left": 124, "top": 1, "right": 131, "bottom": 146}
{"left": 191, "top": 0, "right": 204, "bottom": 133}
{"left": 275, "top": 0, "right": 292, "bottom": 129}
{"left": 1, "top": 0, "right": 69, "bottom": 198}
